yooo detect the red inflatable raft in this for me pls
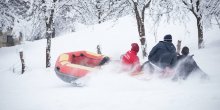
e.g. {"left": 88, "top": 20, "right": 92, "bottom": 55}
{"left": 55, "top": 51, "right": 109, "bottom": 83}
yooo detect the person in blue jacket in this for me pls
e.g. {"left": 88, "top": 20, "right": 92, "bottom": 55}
{"left": 148, "top": 34, "right": 177, "bottom": 74}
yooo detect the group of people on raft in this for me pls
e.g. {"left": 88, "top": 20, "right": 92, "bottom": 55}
{"left": 118, "top": 34, "right": 208, "bottom": 80}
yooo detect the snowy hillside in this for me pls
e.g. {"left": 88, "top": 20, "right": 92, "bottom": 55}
{"left": 0, "top": 16, "right": 220, "bottom": 110}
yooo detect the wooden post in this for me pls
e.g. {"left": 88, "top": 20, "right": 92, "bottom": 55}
{"left": 177, "top": 40, "right": 182, "bottom": 54}
{"left": 97, "top": 45, "right": 102, "bottom": 54}
{"left": 19, "top": 51, "right": 25, "bottom": 74}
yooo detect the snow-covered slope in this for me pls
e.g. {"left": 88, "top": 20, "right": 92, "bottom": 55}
{"left": 0, "top": 16, "right": 220, "bottom": 110}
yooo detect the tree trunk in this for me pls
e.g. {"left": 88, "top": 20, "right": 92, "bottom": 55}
{"left": 184, "top": 0, "right": 204, "bottom": 49}
{"left": 46, "top": 32, "right": 52, "bottom": 68}
{"left": 133, "top": 2, "right": 147, "bottom": 58}
{"left": 52, "top": 24, "right": 55, "bottom": 38}
{"left": 96, "top": 0, "right": 102, "bottom": 24}
{"left": 139, "top": 18, "right": 147, "bottom": 58}
{"left": 46, "top": 0, "right": 56, "bottom": 68}
{"left": 97, "top": 45, "right": 102, "bottom": 54}
{"left": 176, "top": 40, "right": 182, "bottom": 54}
{"left": 197, "top": 17, "right": 204, "bottom": 49}
{"left": 19, "top": 51, "right": 25, "bottom": 74}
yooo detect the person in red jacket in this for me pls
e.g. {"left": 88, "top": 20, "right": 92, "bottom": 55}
{"left": 121, "top": 43, "right": 141, "bottom": 75}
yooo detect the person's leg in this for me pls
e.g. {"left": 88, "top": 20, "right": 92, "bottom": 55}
{"left": 161, "top": 67, "right": 175, "bottom": 78}
{"left": 141, "top": 61, "right": 155, "bottom": 73}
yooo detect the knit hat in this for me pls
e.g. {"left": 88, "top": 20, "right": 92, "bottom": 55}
{"left": 181, "top": 46, "right": 189, "bottom": 55}
{"left": 164, "top": 34, "right": 172, "bottom": 42}
{"left": 131, "top": 43, "right": 139, "bottom": 52}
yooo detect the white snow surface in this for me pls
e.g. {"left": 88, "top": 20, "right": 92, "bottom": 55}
{"left": 1, "top": 16, "right": 220, "bottom": 110}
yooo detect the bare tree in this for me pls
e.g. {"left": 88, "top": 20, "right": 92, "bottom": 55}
{"left": 129, "top": 0, "right": 152, "bottom": 58}
{"left": 71, "top": 0, "right": 129, "bottom": 24}
{"left": 95, "top": 0, "right": 102, "bottom": 24}
{"left": 42, "top": 0, "right": 57, "bottom": 68}
{"left": 95, "top": 0, "right": 129, "bottom": 24}
{"left": 0, "top": 0, "right": 30, "bottom": 34}
{"left": 181, "top": 0, "right": 220, "bottom": 49}
{"left": 182, "top": 0, "right": 204, "bottom": 49}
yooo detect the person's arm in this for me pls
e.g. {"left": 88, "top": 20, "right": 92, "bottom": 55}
{"left": 170, "top": 52, "right": 177, "bottom": 68}
{"left": 99, "top": 56, "right": 110, "bottom": 66}
{"left": 148, "top": 46, "right": 158, "bottom": 61}
{"left": 130, "top": 57, "right": 142, "bottom": 76}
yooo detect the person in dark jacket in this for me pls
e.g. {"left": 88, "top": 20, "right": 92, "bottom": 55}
{"left": 173, "top": 46, "right": 208, "bottom": 80}
{"left": 177, "top": 46, "right": 189, "bottom": 60}
{"left": 148, "top": 34, "right": 177, "bottom": 70}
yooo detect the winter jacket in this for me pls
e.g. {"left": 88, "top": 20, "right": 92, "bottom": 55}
{"left": 175, "top": 55, "right": 198, "bottom": 79}
{"left": 121, "top": 50, "right": 141, "bottom": 73}
{"left": 172, "top": 54, "right": 208, "bottom": 80}
{"left": 148, "top": 41, "right": 177, "bottom": 69}
{"left": 177, "top": 54, "right": 187, "bottom": 61}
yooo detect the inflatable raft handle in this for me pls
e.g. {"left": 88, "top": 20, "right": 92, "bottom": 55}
{"left": 72, "top": 53, "right": 84, "bottom": 58}
{"left": 56, "top": 66, "right": 60, "bottom": 71}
